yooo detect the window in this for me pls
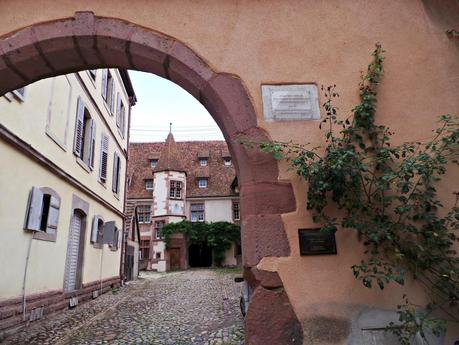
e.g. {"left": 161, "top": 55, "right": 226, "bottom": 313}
{"left": 73, "top": 98, "right": 96, "bottom": 169}
{"left": 140, "top": 240, "right": 150, "bottom": 259}
{"left": 90, "top": 215, "right": 104, "bottom": 248}
{"left": 137, "top": 205, "right": 151, "bottom": 223}
{"left": 198, "top": 178, "right": 208, "bottom": 189}
{"left": 116, "top": 93, "right": 126, "bottom": 138}
{"left": 24, "top": 186, "right": 61, "bottom": 241}
{"left": 150, "top": 159, "right": 158, "bottom": 168}
{"left": 170, "top": 181, "right": 182, "bottom": 199}
{"left": 233, "top": 202, "right": 240, "bottom": 221}
{"left": 199, "top": 158, "right": 208, "bottom": 166}
{"left": 99, "top": 133, "right": 109, "bottom": 183}
{"left": 112, "top": 152, "right": 121, "bottom": 194}
{"left": 155, "top": 220, "right": 165, "bottom": 239}
{"left": 145, "top": 179, "right": 154, "bottom": 191}
{"left": 156, "top": 252, "right": 161, "bottom": 259}
{"left": 88, "top": 69, "right": 97, "bottom": 81}
{"left": 101, "top": 69, "right": 115, "bottom": 115}
{"left": 224, "top": 157, "right": 232, "bottom": 166}
{"left": 13, "top": 88, "right": 26, "bottom": 102}
{"left": 190, "top": 203, "right": 205, "bottom": 222}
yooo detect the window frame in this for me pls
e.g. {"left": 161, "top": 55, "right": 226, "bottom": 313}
{"left": 199, "top": 158, "right": 208, "bottom": 166}
{"left": 198, "top": 178, "right": 208, "bottom": 189}
{"left": 90, "top": 215, "right": 105, "bottom": 249}
{"left": 190, "top": 203, "right": 205, "bottom": 222}
{"left": 112, "top": 151, "right": 121, "bottom": 195}
{"left": 73, "top": 98, "right": 96, "bottom": 170}
{"left": 137, "top": 205, "right": 152, "bottom": 224}
{"left": 145, "top": 179, "right": 154, "bottom": 191}
{"left": 232, "top": 201, "right": 240, "bottom": 221}
{"left": 169, "top": 180, "right": 182, "bottom": 199}
{"left": 140, "top": 239, "right": 151, "bottom": 260}
{"left": 12, "top": 88, "right": 26, "bottom": 102}
{"left": 24, "top": 186, "right": 61, "bottom": 242}
{"left": 154, "top": 220, "right": 165, "bottom": 239}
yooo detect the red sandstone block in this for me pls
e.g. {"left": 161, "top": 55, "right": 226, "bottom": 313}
{"left": 201, "top": 74, "right": 258, "bottom": 139}
{"left": 0, "top": 306, "right": 19, "bottom": 321}
{"left": 0, "top": 315, "right": 24, "bottom": 331}
{"left": 0, "top": 297, "right": 22, "bottom": 308}
{"left": 240, "top": 182, "right": 296, "bottom": 216}
{"left": 168, "top": 42, "right": 216, "bottom": 99}
{"left": 251, "top": 268, "right": 284, "bottom": 289}
{"left": 241, "top": 214, "right": 291, "bottom": 267}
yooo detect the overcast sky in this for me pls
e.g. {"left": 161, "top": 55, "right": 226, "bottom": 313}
{"left": 128, "top": 70, "right": 224, "bottom": 142}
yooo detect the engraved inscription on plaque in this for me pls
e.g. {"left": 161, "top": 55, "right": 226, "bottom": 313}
{"left": 298, "top": 228, "right": 337, "bottom": 255}
{"left": 262, "top": 84, "right": 320, "bottom": 121}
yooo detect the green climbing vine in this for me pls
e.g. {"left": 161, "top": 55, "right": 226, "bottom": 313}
{"left": 161, "top": 220, "right": 240, "bottom": 266}
{"left": 251, "top": 44, "right": 459, "bottom": 343}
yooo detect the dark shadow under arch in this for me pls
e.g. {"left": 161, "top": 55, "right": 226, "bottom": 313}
{"left": 0, "top": 12, "right": 302, "bottom": 344}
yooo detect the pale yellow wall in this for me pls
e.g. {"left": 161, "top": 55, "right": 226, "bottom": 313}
{"left": 0, "top": 142, "right": 122, "bottom": 299}
{"left": 0, "top": 70, "right": 129, "bottom": 299}
{"left": 80, "top": 199, "right": 122, "bottom": 284}
{"left": 186, "top": 198, "right": 236, "bottom": 223}
{"left": 0, "top": 70, "right": 129, "bottom": 213}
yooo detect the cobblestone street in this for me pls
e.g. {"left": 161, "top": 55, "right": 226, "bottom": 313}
{"left": 2, "top": 269, "right": 244, "bottom": 345}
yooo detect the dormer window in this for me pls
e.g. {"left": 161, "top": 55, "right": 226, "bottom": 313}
{"left": 145, "top": 179, "right": 153, "bottom": 190}
{"left": 150, "top": 159, "right": 158, "bottom": 168}
{"left": 199, "top": 158, "right": 208, "bottom": 166}
{"left": 224, "top": 157, "right": 232, "bottom": 166}
{"left": 198, "top": 178, "right": 208, "bottom": 189}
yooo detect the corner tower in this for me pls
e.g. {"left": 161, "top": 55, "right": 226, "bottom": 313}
{"left": 151, "top": 131, "right": 187, "bottom": 271}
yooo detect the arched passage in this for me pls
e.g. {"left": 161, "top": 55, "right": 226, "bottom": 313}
{"left": 0, "top": 12, "right": 301, "bottom": 343}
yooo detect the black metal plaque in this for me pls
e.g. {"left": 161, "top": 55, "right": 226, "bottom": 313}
{"left": 298, "top": 228, "right": 337, "bottom": 255}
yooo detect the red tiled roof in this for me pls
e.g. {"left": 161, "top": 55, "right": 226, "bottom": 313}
{"left": 127, "top": 139, "right": 237, "bottom": 199}
{"left": 153, "top": 133, "right": 184, "bottom": 173}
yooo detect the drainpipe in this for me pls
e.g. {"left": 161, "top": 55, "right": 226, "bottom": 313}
{"left": 22, "top": 231, "right": 35, "bottom": 321}
{"left": 119, "top": 92, "right": 133, "bottom": 283}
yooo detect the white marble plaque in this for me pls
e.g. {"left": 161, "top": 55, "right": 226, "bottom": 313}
{"left": 262, "top": 84, "right": 320, "bottom": 121}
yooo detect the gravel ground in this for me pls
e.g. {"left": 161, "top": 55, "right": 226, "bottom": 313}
{"left": 2, "top": 269, "right": 245, "bottom": 345}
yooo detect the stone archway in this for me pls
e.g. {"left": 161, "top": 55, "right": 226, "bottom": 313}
{"left": 0, "top": 12, "right": 302, "bottom": 344}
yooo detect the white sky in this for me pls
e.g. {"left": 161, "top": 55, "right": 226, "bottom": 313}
{"left": 128, "top": 70, "right": 224, "bottom": 142}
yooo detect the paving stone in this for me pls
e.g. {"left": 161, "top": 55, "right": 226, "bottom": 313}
{"left": 2, "top": 269, "right": 244, "bottom": 345}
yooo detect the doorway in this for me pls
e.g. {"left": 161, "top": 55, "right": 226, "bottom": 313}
{"left": 188, "top": 243, "right": 213, "bottom": 268}
{"left": 63, "top": 209, "right": 86, "bottom": 293}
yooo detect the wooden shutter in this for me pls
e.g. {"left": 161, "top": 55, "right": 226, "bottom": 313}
{"left": 99, "top": 134, "right": 109, "bottom": 182}
{"left": 113, "top": 228, "right": 119, "bottom": 250}
{"left": 46, "top": 195, "right": 60, "bottom": 235}
{"left": 101, "top": 69, "right": 108, "bottom": 100}
{"left": 110, "top": 81, "right": 116, "bottom": 114}
{"left": 88, "top": 119, "right": 96, "bottom": 169}
{"left": 120, "top": 104, "right": 126, "bottom": 138}
{"left": 116, "top": 93, "right": 121, "bottom": 129}
{"left": 112, "top": 152, "right": 120, "bottom": 193}
{"left": 73, "top": 99, "right": 85, "bottom": 157}
{"left": 90, "top": 216, "right": 99, "bottom": 243}
{"left": 25, "top": 186, "right": 44, "bottom": 231}
{"left": 103, "top": 221, "right": 116, "bottom": 245}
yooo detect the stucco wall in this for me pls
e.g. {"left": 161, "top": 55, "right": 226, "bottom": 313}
{"left": 0, "top": 142, "right": 122, "bottom": 299}
{"left": 0, "top": 70, "right": 128, "bottom": 213}
{"left": 0, "top": 0, "right": 458, "bottom": 343}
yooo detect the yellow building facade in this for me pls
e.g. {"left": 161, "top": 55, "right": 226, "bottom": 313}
{"left": 0, "top": 69, "right": 135, "bottom": 336}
